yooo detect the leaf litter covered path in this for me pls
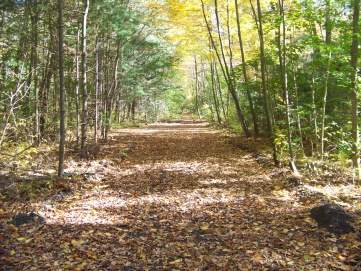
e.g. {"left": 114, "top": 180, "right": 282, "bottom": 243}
{"left": 1, "top": 122, "right": 361, "bottom": 270}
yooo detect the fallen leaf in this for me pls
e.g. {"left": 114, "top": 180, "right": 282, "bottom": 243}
{"left": 71, "top": 239, "right": 80, "bottom": 247}
{"left": 200, "top": 225, "right": 209, "bottom": 231}
{"left": 252, "top": 254, "right": 262, "bottom": 261}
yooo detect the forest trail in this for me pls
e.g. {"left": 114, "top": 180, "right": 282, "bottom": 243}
{"left": 1, "top": 121, "right": 360, "bottom": 270}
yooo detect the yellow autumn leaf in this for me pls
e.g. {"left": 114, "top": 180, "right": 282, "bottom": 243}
{"left": 10, "top": 250, "right": 16, "bottom": 256}
{"left": 86, "top": 251, "right": 98, "bottom": 259}
{"left": 169, "top": 258, "right": 182, "bottom": 264}
{"left": 71, "top": 239, "right": 80, "bottom": 247}
{"left": 200, "top": 225, "right": 209, "bottom": 231}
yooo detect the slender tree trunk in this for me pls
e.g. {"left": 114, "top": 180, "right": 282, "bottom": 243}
{"left": 216, "top": 0, "right": 250, "bottom": 136}
{"left": 278, "top": 0, "right": 299, "bottom": 175}
{"left": 75, "top": 23, "right": 81, "bottom": 146}
{"left": 350, "top": 0, "right": 360, "bottom": 180}
{"left": 31, "top": 1, "right": 40, "bottom": 145}
{"left": 200, "top": 0, "right": 249, "bottom": 136}
{"left": 251, "top": 0, "right": 279, "bottom": 165}
{"left": 94, "top": 36, "right": 99, "bottom": 144}
{"left": 58, "top": 0, "right": 65, "bottom": 177}
{"left": 215, "top": 62, "right": 227, "bottom": 120}
{"left": 194, "top": 55, "right": 201, "bottom": 119}
{"left": 319, "top": 0, "right": 333, "bottom": 159}
{"left": 320, "top": 51, "right": 331, "bottom": 159}
{"left": 292, "top": 65, "right": 305, "bottom": 157}
{"left": 217, "top": 0, "right": 249, "bottom": 136}
{"left": 210, "top": 61, "right": 222, "bottom": 124}
{"left": 235, "top": 0, "right": 259, "bottom": 137}
{"left": 80, "top": 0, "right": 89, "bottom": 158}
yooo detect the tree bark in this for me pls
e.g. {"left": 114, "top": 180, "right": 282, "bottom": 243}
{"left": 320, "top": 51, "right": 331, "bottom": 158}
{"left": 80, "top": 0, "right": 89, "bottom": 158}
{"left": 75, "top": 23, "right": 81, "bottom": 146}
{"left": 210, "top": 61, "right": 222, "bottom": 124}
{"left": 194, "top": 55, "right": 201, "bottom": 119}
{"left": 251, "top": 0, "right": 279, "bottom": 165}
{"left": 278, "top": 0, "right": 299, "bottom": 175}
{"left": 58, "top": 0, "right": 65, "bottom": 177}
{"left": 235, "top": 0, "right": 259, "bottom": 137}
{"left": 94, "top": 35, "right": 99, "bottom": 144}
{"left": 350, "top": 0, "right": 360, "bottom": 180}
{"left": 30, "top": 1, "right": 40, "bottom": 145}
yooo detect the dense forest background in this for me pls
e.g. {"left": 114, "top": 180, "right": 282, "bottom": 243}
{"left": 1, "top": 0, "right": 360, "bottom": 179}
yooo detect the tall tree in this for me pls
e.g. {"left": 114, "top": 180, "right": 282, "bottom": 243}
{"left": 251, "top": 0, "right": 279, "bottom": 165}
{"left": 278, "top": 0, "right": 299, "bottom": 174}
{"left": 235, "top": 0, "right": 259, "bottom": 137}
{"left": 58, "top": 0, "right": 65, "bottom": 177}
{"left": 201, "top": 0, "right": 250, "bottom": 137}
{"left": 80, "top": 0, "right": 89, "bottom": 158}
{"left": 350, "top": 0, "right": 360, "bottom": 180}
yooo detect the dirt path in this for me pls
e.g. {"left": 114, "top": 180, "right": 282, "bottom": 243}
{"left": 1, "top": 122, "right": 360, "bottom": 270}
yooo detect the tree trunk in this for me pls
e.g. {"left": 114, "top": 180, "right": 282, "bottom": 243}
{"left": 201, "top": 0, "right": 250, "bottom": 136}
{"left": 94, "top": 35, "right": 99, "bottom": 144}
{"left": 320, "top": 51, "right": 331, "bottom": 159}
{"left": 210, "top": 61, "right": 222, "bottom": 124}
{"left": 278, "top": 0, "right": 299, "bottom": 175}
{"left": 75, "top": 23, "right": 81, "bottom": 146}
{"left": 350, "top": 0, "right": 360, "bottom": 180}
{"left": 194, "top": 55, "right": 201, "bottom": 119}
{"left": 58, "top": 0, "right": 65, "bottom": 177}
{"left": 215, "top": 62, "right": 227, "bottom": 120}
{"left": 80, "top": 0, "right": 89, "bottom": 158}
{"left": 235, "top": 0, "right": 259, "bottom": 137}
{"left": 30, "top": 1, "right": 40, "bottom": 145}
{"left": 251, "top": 0, "right": 279, "bottom": 165}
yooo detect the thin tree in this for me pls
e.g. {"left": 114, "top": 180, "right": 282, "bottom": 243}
{"left": 251, "top": 0, "right": 279, "bottom": 165}
{"left": 80, "top": 0, "right": 89, "bottom": 158}
{"left": 350, "top": 0, "right": 360, "bottom": 180}
{"left": 75, "top": 22, "right": 81, "bottom": 146}
{"left": 58, "top": 0, "right": 65, "bottom": 176}
{"left": 201, "top": 0, "right": 250, "bottom": 136}
{"left": 94, "top": 35, "right": 99, "bottom": 144}
{"left": 320, "top": 0, "right": 333, "bottom": 158}
{"left": 278, "top": 0, "right": 299, "bottom": 175}
{"left": 235, "top": 0, "right": 259, "bottom": 137}
{"left": 210, "top": 60, "right": 222, "bottom": 124}
{"left": 194, "top": 55, "right": 201, "bottom": 119}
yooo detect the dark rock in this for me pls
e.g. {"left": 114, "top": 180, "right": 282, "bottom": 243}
{"left": 310, "top": 204, "right": 354, "bottom": 235}
{"left": 11, "top": 212, "right": 46, "bottom": 226}
{"left": 287, "top": 177, "right": 302, "bottom": 186}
